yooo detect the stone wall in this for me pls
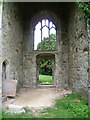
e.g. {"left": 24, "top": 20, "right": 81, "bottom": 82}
{"left": 0, "top": 1, "right": 2, "bottom": 109}
{"left": 2, "top": 3, "right": 23, "bottom": 90}
{"left": 68, "top": 4, "right": 88, "bottom": 96}
{"left": 23, "top": 15, "right": 36, "bottom": 86}
{"left": 1, "top": 2, "right": 88, "bottom": 97}
{"left": 23, "top": 53, "right": 36, "bottom": 86}
{"left": 22, "top": 9, "right": 69, "bottom": 87}
{"left": 57, "top": 17, "right": 69, "bottom": 87}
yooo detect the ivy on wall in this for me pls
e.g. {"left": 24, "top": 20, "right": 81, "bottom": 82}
{"left": 78, "top": 2, "right": 90, "bottom": 25}
{"left": 78, "top": 2, "right": 90, "bottom": 79}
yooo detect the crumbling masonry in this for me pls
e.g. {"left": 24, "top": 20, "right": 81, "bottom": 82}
{"left": 0, "top": 2, "right": 89, "bottom": 98}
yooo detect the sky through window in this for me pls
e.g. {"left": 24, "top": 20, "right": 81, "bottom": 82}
{"left": 34, "top": 19, "right": 56, "bottom": 50}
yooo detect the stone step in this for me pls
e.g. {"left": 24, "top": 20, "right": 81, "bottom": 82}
{"left": 2, "top": 96, "right": 7, "bottom": 102}
{"left": 8, "top": 104, "right": 25, "bottom": 114}
{"left": 37, "top": 84, "right": 56, "bottom": 88}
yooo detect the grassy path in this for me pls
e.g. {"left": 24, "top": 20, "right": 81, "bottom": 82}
{"left": 39, "top": 75, "right": 52, "bottom": 83}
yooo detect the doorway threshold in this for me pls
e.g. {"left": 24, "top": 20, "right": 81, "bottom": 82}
{"left": 37, "top": 84, "right": 56, "bottom": 88}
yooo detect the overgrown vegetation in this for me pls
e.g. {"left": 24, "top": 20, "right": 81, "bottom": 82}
{"left": 39, "top": 74, "right": 52, "bottom": 83}
{"left": 78, "top": 2, "right": 90, "bottom": 25}
{"left": 2, "top": 110, "right": 35, "bottom": 118}
{"left": 0, "top": 110, "right": 2, "bottom": 119}
{"left": 2, "top": 93, "right": 88, "bottom": 118}
{"left": 38, "top": 93, "right": 88, "bottom": 118}
{"left": 39, "top": 59, "right": 53, "bottom": 76}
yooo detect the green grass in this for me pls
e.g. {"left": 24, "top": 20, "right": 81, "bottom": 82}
{"left": 2, "top": 109, "right": 35, "bottom": 118}
{"left": 2, "top": 93, "right": 88, "bottom": 118}
{"left": 0, "top": 110, "right": 2, "bottom": 119}
{"left": 38, "top": 93, "right": 88, "bottom": 118}
{"left": 39, "top": 74, "right": 52, "bottom": 83}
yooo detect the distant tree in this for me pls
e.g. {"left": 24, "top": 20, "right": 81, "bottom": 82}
{"left": 39, "top": 59, "right": 52, "bottom": 76}
{"left": 37, "top": 34, "right": 56, "bottom": 50}
{"left": 37, "top": 34, "right": 56, "bottom": 75}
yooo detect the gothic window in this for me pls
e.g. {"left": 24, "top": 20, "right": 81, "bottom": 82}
{"left": 34, "top": 19, "right": 56, "bottom": 50}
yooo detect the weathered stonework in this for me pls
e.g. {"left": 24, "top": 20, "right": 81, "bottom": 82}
{"left": 2, "top": 3, "right": 23, "bottom": 90}
{"left": 68, "top": 4, "right": 88, "bottom": 96}
{"left": 0, "top": 2, "right": 88, "bottom": 98}
{"left": 0, "top": 1, "right": 3, "bottom": 109}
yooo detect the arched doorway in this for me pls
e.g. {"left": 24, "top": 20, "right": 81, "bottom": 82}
{"left": 36, "top": 53, "right": 55, "bottom": 85}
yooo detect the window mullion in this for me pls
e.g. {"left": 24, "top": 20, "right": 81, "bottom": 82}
{"left": 48, "top": 20, "right": 50, "bottom": 50}
{"left": 41, "top": 20, "right": 42, "bottom": 50}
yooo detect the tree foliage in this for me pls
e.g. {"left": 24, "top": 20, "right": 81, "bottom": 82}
{"left": 37, "top": 34, "right": 56, "bottom": 50}
{"left": 78, "top": 2, "right": 90, "bottom": 25}
{"left": 37, "top": 34, "right": 56, "bottom": 75}
{"left": 39, "top": 59, "right": 52, "bottom": 76}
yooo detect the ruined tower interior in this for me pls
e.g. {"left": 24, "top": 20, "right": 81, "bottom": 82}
{"left": 0, "top": 2, "right": 88, "bottom": 97}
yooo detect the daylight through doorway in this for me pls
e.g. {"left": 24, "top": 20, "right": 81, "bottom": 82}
{"left": 37, "top": 58, "right": 54, "bottom": 85}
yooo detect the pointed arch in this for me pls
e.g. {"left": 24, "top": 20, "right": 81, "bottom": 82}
{"left": 30, "top": 10, "right": 61, "bottom": 51}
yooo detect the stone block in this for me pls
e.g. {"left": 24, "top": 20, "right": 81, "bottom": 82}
{"left": 8, "top": 104, "right": 25, "bottom": 114}
{"left": 2, "top": 80, "right": 17, "bottom": 97}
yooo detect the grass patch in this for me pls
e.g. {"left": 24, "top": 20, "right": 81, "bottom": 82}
{"left": 39, "top": 74, "right": 52, "bottom": 83}
{"left": 2, "top": 93, "right": 88, "bottom": 118}
{"left": 2, "top": 110, "right": 35, "bottom": 118}
{"left": 38, "top": 93, "right": 88, "bottom": 118}
{"left": 0, "top": 110, "right": 2, "bottom": 119}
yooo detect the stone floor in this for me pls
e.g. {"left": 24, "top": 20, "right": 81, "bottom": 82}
{"left": 2, "top": 87, "right": 72, "bottom": 113}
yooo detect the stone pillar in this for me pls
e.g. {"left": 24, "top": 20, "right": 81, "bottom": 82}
{"left": 36, "top": 63, "right": 39, "bottom": 84}
{"left": 87, "top": 19, "right": 90, "bottom": 108}
{"left": 88, "top": 84, "right": 90, "bottom": 108}
{"left": 52, "top": 60, "right": 54, "bottom": 83}
{"left": 0, "top": 0, "right": 3, "bottom": 111}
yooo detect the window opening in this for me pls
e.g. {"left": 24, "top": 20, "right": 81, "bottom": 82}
{"left": 2, "top": 61, "right": 6, "bottom": 80}
{"left": 34, "top": 19, "right": 56, "bottom": 50}
{"left": 2, "top": 60, "right": 9, "bottom": 80}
